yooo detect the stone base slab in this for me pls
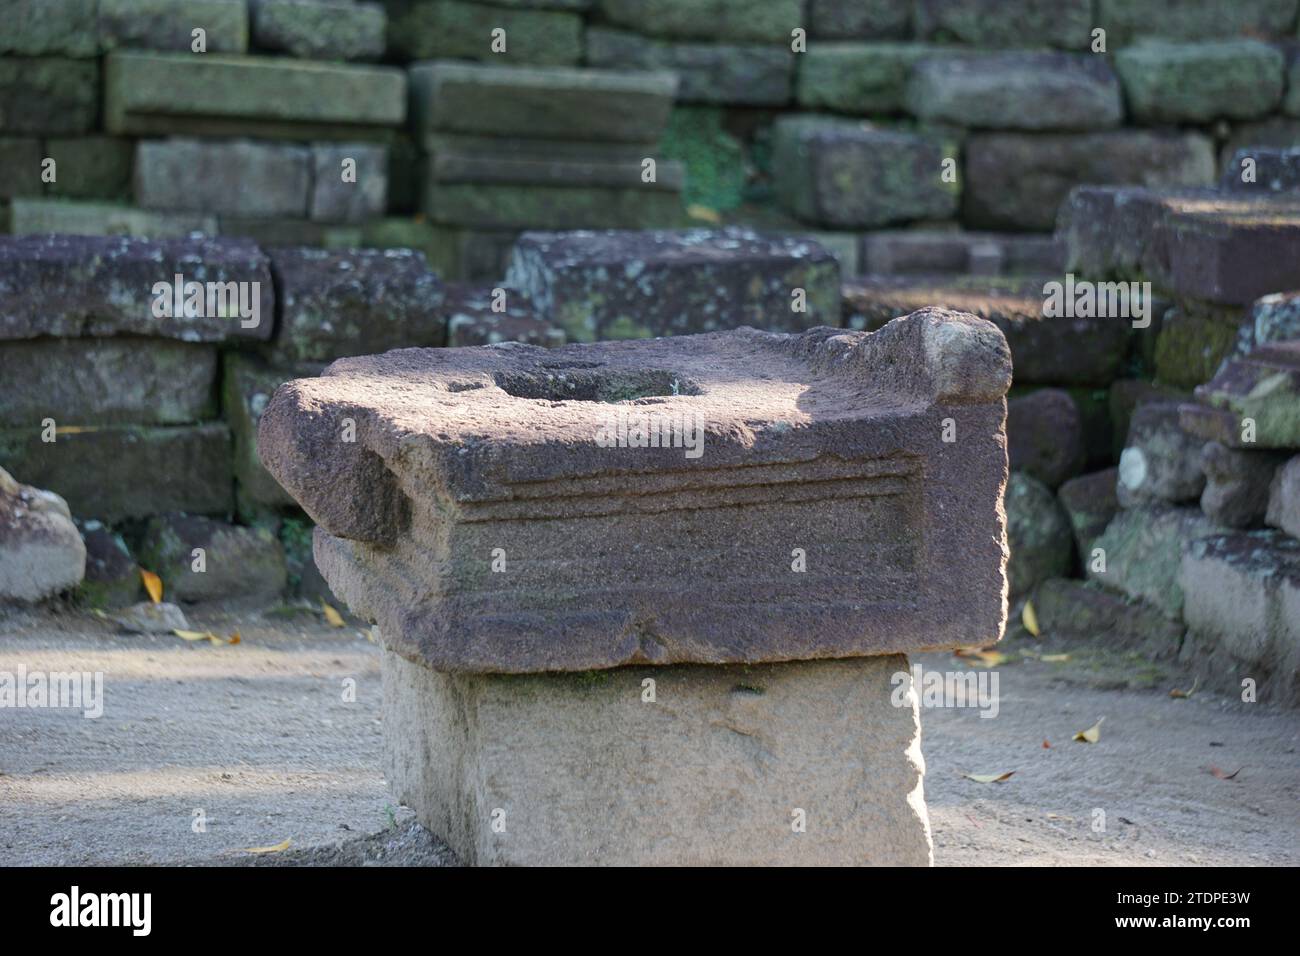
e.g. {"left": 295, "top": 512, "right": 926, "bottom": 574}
{"left": 382, "top": 649, "right": 932, "bottom": 866}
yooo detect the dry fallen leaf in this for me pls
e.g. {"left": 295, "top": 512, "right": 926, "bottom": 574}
{"left": 1041, "top": 653, "right": 1072, "bottom": 663}
{"left": 321, "top": 602, "right": 345, "bottom": 628}
{"left": 686, "top": 203, "right": 721, "bottom": 223}
{"left": 140, "top": 569, "right": 163, "bottom": 604}
{"left": 1042, "top": 740, "right": 1052, "bottom": 749}
{"left": 1022, "top": 601, "right": 1040, "bottom": 636}
{"left": 243, "top": 837, "right": 292, "bottom": 855}
{"left": 229, "top": 631, "right": 242, "bottom": 646}
{"left": 1073, "top": 717, "right": 1105, "bottom": 743}
{"left": 1170, "top": 676, "right": 1200, "bottom": 699}
{"left": 955, "top": 648, "right": 1008, "bottom": 667}
{"left": 961, "top": 771, "right": 1016, "bottom": 784}
{"left": 1209, "top": 766, "right": 1243, "bottom": 781}
{"left": 173, "top": 629, "right": 215, "bottom": 642}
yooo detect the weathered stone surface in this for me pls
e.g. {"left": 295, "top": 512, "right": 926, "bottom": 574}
{"left": 409, "top": 61, "right": 676, "bottom": 144}
{"left": 1005, "top": 471, "right": 1072, "bottom": 596}
{"left": 387, "top": 0, "right": 582, "bottom": 64}
{"left": 597, "top": 0, "right": 799, "bottom": 42}
{"left": 807, "top": 0, "right": 910, "bottom": 38}
{"left": 1118, "top": 401, "right": 1205, "bottom": 507}
{"left": 6, "top": 199, "right": 218, "bottom": 238}
{"left": 361, "top": 217, "right": 518, "bottom": 282}
{"left": 1220, "top": 147, "right": 1300, "bottom": 193}
{"left": 44, "top": 136, "right": 134, "bottom": 201}
{"left": 259, "top": 312, "right": 1013, "bottom": 672}
{"left": 908, "top": 53, "right": 1122, "bottom": 131}
{"left": 1239, "top": 292, "right": 1300, "bottom": 354}
{"left": 309, "top": 143, "right": 388, "bottom": 223}
{"left": 1220, "top": 118, "right": 1300, "bottom": 167}
{"left": 0, "top": 57, "right": 98, "bottom": 134}
{"left": 1007, "top": 389, "right": 1085, "bottom": 489}
{"left": 0, "top": 235, "right": 273, "bottom": 342}
{"left": 1109, "top": 380, "right": 1188, "bottom": 460}
{"left": 506, "top": 228, "right": 839, "bottom": 342}
{"left": 98, "top": 0, "right": 250, "bottom": 54}
{"left": 138, "top": 513, "right": 287, "bottom": 602}
{"left": 1088, "top": 505, "right": 1220, "bottom": 618}
{"left": 0, "top": 137, "right": 43, "bottom": 198}
{"left": 1098, "top": 0, "right": 1299, "bottom": 45}
{"left": 224, "top": 353, "right": 324, "bottom": 511}
{"left": 965, "top": 131, "right": 1214, "bottom": 231}
{"left": 1153, "top": 305, "right": 1240, "bottom": 389}
{"left": 422, "top": 182, "right": 684, "bottom": 230}
{"left": 861, "top": 231, "right": 1062, "bottom": 276}
{"left": 1182, "top": 342, "right": 1300, "bottom": 448}
{"left": 441, "top": 283, "right": 565, "bottom": 348}
{"left": 773, "top": 117, "right": 957, "bottom": 228}
{"left": 0, "top": 466, "right": 85, "bottom": 603}
{"left": 1266, "top": 455, "right": 1300, "bottom": 537}
{"left": 1115, "top": 41, "right": 1284, "bottom": 124}
{"left": 266, "top": 247, "right": 445, "bottom": 362}
{"left": 1287, "top": 54, "right": 1300, "bottom": 118}
{"left": 77, "top": 522, "right": 142, "bottom": 609}
{"left": 105, "top": 51, "right": 405, "bottom": 140}
{"left": 426, "top": 136, "right": 683, "bottom": 192}
{"left": 385, "top": 649, "right": 931, "bottom": 865}
{"left": 0, "top": 424, "right": 233, "bottom": 521}
{"left": 915, "top": 0, "right": 1092, "bottom": 48}
{"left": 796, "top": 44, "right": 936, "bottom": 115}
{"left": 1058, "top": 187, "right": 1300, "bottom": 304}
{"left": 135, "top": 138, "right": 311, "bottom": 218}
{"left": 0, "top": 339, "right": 217, "bottom": 426}
{"left": 1201, "top": 441, "right": 1284, "bottom": 528}
{"left": 841, "top": 276, "right": 1132, "bottom": 386}
{"left": 216, "top": 217, "right": 361, "bottom": 248}
{"left": 0, "top": 0, "right": 97, "bottom": 57}
{"left": 587, "top": 27, "right": 792, "bottom": 106}
{"left": 110, "top": 600, "right": 189, "bottom": 634}
{"left": 1179, "top": 529, "right": 1300, "bottom": 706}
{"left": 1058, "top": 468, "right": 1119, "bottom": 561}
{"left": 1031, "top": 577, "right": 1184, "bottom": 652}
{"left": 252, "top": 0, "right": 386, "bottom": 61}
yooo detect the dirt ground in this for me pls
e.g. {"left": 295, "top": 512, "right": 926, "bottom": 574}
{"left": 1, "top": 604, "right": 1296, "bottom": 867}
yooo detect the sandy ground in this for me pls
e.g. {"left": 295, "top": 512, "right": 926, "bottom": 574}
{"left": 1, "top": 604, "right": 1296, "bottom": 867}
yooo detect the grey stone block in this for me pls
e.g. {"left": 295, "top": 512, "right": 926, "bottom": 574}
{"left": 586, "top": 27, "right": 792, "bottom": 106}
{"left": 1201, "top": 441, "right": 1284, "bottom": 528}
{"left": 1115, "top": 41, "right": 1285, "bottom": 124}
{"left": 0, "top": 57, "right": 98, "bottom": 135}
{"left": 6, "top": 199, "right": 217, "bottom": 238}
{"left": 138, "top": 512, "right": 288, "bottom": 602}
{"left": 0, "top": 466, "right": 85, "bottom": 603}
{"left": 409, "top": 61, "right": 677, "bottom": 144}
{"left": 0, "top": 339, "right": 218, "bottom": 425}
{"left": 1220, "top": 146, "right": 1300, "bottom": 193}
{"left": 1266, "top": 455, "right": 1300, "bottom": 538}
{"left": 135, "top": 138, "right": 311, "bottom": 218}
{"left": 915, "top": 0, "right": 1093, "bottom": 48}
{"left": 1089, "top": 505, "right": 1221, "bottom": 618}
{"left": 0, "top": 424, "right": 234, "bottom": 521}
{"left": 0, "top": 137, "right": 43, "bottom": 198}
{"left": 0, "top": 234, "right": 273, "bottom": 342}
{"left": 252, "top": 0, "right": 386, "bottom": 61}
{"left": 908, "top": 52, "right": 1122, "bottom": 130}
{"left": 596, "top": 0, "right": 800, "bottom": 43}
{"left": 105, "top": 51, "right": 406, "bottom": 140}
{"left": 266, "top": 246, "right": 445, "bottom": 362}
{"left": 98, "top": 0, "right": 250, "bottom": 54}
{"left": 383, "top": 649, "right": 932, "bottom": 865}
{"left": 44, "top": 136, "right": 135, "bottom": 201}
{"left": 506, "top": 228, "right": 840, "bottom": 341}
{"left": 0, "top": 0, "right": 98, "bottom": 57}
{"left": 386, "top": 0, "right": 582, "bottom": 64}
{"left": 1005, "top": 471, "right": 1072, "bottom": 597}
{"left": 1007, "top": 388, "right": 1085, "bottom": 489}
{"left": 309, "top": 142, "right": 388, "bottom": 223}
{"left": 1098, "top": 0, "right": 1299, "bottom": 45}
{"left": 1117, "top": 402, "right": 1206, "bottom": 507}
{"left": 1058, "top": 468, "right": 1119, "bottom": 561}
{"left": 796, "top": 43, "right": 937, "bottom": 115}
{"left": 772, "top": 116, "right": 958, "bottom": 228}
{"left": 807, "top": 0, "right": 910, "bottom": 38}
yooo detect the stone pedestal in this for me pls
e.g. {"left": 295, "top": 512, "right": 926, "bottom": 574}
{"left": 383, "top": 649, "right": 931, "bottom": 866}
{"left": 258, "top": 308, "right": 1013, "bottom": 866}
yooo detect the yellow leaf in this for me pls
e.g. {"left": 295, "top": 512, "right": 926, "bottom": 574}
{"left": 243, "top": 837, "right": 292, "bottom": 855}
{"left": 962, "top": 771, "right": 1016, "bottom": 783}
{"left": 321, "top": 602, "right": 345, "bottom": 627}
{"left": 1073, "top": 717, "right": 1105, "bottom": 743}
{"left": 1022, "top": 600, "right": 1040, "bottom": 636}
{"left": 173, "top": 629, "right": 215, "bottom": 642}
{"left": 1169, "top": 676, "right": 1199, "bottom": 699}
{"left": 1041, "top": 653, "right": 1072, "bottom": 663}
{"left": 686, "top": 204, "right": 721, "bottom": 223}
{"left": 956, "top": 648, "right": 1008, "bottom": 667}
{"left": 140, "top": 569, "right": 163, "bottom": 604}
{"left": 229, "top": 631, "right": 242, "bottom": 646}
